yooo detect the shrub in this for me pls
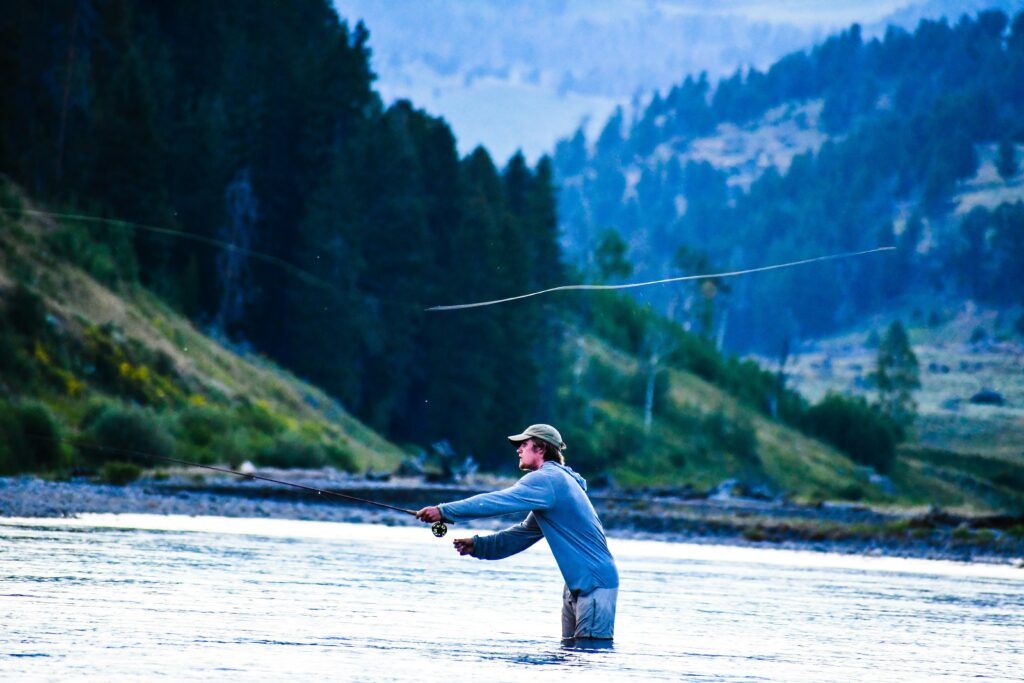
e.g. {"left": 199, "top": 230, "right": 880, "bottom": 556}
{"left": 6, "top": 284, "right": 47, "bottom": 337}
{"left": 628, "top": 367, "right": 670, "bottom": 415}
{"left": 15, "top": 400, "right": 67, "bottom": 471}
{"left": 584, "top": 356, "right": 630, "bottom": 400}
{"left": 99, "top": 461, "right": 142, "bottom": 486}
{"left": 48, "top": 219, "right": 137, "bottom": 287}
{"left": 323, "top": 441, "right": 358, "bottom": 473}
{"left": 237, "top": 400, "right": 287, "bottom": 436}
{"left": 176, "top": 405, "right": 230, "bottom": 448}
{"left": 0, "top": 404, "right": 26, "bottom": 474}
{"left": 803, "top": 392, "right": 899, "bottom": 473}
{"left": 81, "top": 403, "right": 174, "bottom": 469}
{"left": 702, "top": 411, "right": 759, "bottom": 462}
{"left": 0, "top": 399, "right": 67, "bottom": 474}
{"left": 256, "top": 432, "right": 328, "bottom": 469}
{"left": 0, "top": 325, "right": 36, "bottom": 389}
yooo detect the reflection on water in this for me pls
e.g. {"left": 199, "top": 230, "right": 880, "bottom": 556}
{"left": 1, "top": 514, "right": 1022, "bottom": 681}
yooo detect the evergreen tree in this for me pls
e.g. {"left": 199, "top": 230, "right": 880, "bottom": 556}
{"left": 996, "top": 138, "right": 1019, "bottom": 181}
{"left": 593, "top": 229, "right": 632, "bottom": 282}
{"left": 872, "top": 320, "right": 920, "bottom": 431}
{"left": 553, "top": 126, "right": 587, "bottom": 178}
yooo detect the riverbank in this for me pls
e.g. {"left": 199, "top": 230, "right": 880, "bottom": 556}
{"left": 2, "top": 473, "right": 1023, "bottom": 566}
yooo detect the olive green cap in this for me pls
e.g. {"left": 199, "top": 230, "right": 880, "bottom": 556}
{"left": 507, "top": 424, "right": 565, "bottom": 450}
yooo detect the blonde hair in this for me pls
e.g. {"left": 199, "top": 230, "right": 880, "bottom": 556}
{"left": 536, "top": 438, "right": 565, "bottom": 465}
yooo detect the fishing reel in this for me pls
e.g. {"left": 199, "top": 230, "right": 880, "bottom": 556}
{"left": 431, "top": 521, "right": 448, "bottom": 537}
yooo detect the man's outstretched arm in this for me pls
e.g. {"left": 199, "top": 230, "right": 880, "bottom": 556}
{"left": 457, "top": 512, "right": 544, "bottom": 561}
{"left": 416, "top": 472, "right": 554, "bottom": 524}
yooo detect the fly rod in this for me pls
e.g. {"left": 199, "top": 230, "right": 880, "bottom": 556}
{"left": 44, "top": 436, "right": 450, "bottom": 537}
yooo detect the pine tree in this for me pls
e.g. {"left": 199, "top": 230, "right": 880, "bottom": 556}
{"left": 996, "top": 138, "right": 1019, "bottom": 181}
{"left": 872, "top": 320, "right": 920, "bottom": 431}
{"left": 593, "top": 229, "right": 632, "bottom": 282}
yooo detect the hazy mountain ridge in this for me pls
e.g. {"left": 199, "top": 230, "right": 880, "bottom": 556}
{"left": 335, "top": 0, "right": 1024, "bottom": 161}
{"left": 552, "top": 8, "right": 1024, "bottom": 354}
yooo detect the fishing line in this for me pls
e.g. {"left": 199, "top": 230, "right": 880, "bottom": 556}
{"left": 426, "top": 246, "right": 896, "bottom": 311}
{"left": 0, "top": 207, "right": 344, "bottom": 296}
{"left": 24, "top": 433, "right": 450, "bottom": 537}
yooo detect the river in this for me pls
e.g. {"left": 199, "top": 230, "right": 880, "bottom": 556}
{"left": 2, "top": 515, "right": 1022, "bottom": 681}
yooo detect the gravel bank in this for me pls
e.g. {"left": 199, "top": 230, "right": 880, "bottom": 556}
{"left": 2, "top": 475, "right": 1023, "bottom": 567}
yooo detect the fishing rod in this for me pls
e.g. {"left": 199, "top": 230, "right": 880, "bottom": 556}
{"left": 33, "top": 434, "right": 450, "bottom": 537}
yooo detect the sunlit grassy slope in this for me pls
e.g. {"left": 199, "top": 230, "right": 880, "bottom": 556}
{"left": 5, "top": 183, "right": 1020, "bottom": 511}
{"left": 0, "top": 187, "right": 405, "bottom": 473}
{"left": 781, "top": 306, "right": 1024, "bottom": 512}
{"left": 568, "top": 335, "right": 882, "bottom": 502}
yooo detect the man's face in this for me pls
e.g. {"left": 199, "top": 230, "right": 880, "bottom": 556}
{"left": 516, "top": 439, "right": 545, "bottom": 471}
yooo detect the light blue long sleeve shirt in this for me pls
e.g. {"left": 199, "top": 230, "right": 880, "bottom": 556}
{"left": 438, "top": 462, "right": 619, "bottom": 593}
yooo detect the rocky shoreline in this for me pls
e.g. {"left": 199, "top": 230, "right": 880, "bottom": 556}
{"left": 2, "top": 474, "right": 1023, "bottom": 567}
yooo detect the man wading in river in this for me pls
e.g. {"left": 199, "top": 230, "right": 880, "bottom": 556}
{"left": 416, "top": 424, "right": 619, "bottom": 644}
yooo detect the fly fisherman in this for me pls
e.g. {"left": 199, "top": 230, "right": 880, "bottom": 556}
{"left": 415, "top": 424, "right": 619, "bottom": 644}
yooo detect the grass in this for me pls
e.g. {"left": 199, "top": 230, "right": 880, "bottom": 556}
{"left": 0, "top": 185, "right": 406, "bottom": 476}
{"left": 567, "top": 333, "right": 880, "bottom": 501}
{"left": 781, "top": 303, "right": 1024, "bottom": 465}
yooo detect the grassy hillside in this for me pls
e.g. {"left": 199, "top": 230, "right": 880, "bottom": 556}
{"left": 564, "top": 334, "right": 883, "bottom": 502}
{"left": 0, "top": 185, "right": 405, "bottom": 478}
{"left": 780, "top": 304, "right": 1024, "bottom": 512}
{"left": 0, "top": 183, "right": 880, "bottom": 503}
{"left": 3, "top": 182, "right": 1019, "bottom": 513}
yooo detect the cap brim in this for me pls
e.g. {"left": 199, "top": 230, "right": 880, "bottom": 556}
{"left": 507, "top": 433, "right": 531, "bottom": 445}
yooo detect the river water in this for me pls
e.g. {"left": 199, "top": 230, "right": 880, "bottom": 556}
{"left": 2, "top": 514, "right": 1022, "bottom": 681}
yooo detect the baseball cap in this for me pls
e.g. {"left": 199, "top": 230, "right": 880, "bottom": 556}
{"left": 507, "top": 424, "right": 565, "bottom": 450}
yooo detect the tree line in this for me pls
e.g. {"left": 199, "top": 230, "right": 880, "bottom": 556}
{"left": 1, "top": 0, "right": 931, "bottom": 481}
{"left": 0, "top": 0, "right": 562, "bottom": 468}
{"left": 554, "top": 10, "right": 1024, "bottom": 353}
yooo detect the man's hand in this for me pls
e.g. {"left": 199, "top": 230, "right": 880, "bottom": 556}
{"left": 453, "top": 537, "right": 475, "bottom": 556}
{"left": 415, "top": 506, "right": 442, "bottom": 523}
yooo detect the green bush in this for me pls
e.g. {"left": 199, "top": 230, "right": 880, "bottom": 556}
{"left": 0, "top": 405, "right": 25, "bottom": 474}
{"left": 628, "top": 367, "right": 670, "bottom": 415}
{"left": 0, "top": 399, "right": 68, "bottom": 474}
{"left": 176, "top": 405, "right": 230, "bottom": 448}
{"left": 558, "top": 417, "right": 619, "bottom": 475}
{"left": 81, "top": 402, "right": 174, "bottom": 469}
{"left": 99, "top": 461, "right": 142, "bottom": 486}
{"left": 16, "top": 400, "right": 67, "bottom": 471}
{"left": 702, "top": 410, "right": 759, "bottom": 462}
{"left": 236, "top": 400, "right": 287, "bottom": 436}
{"left": 802, "top": 392, "right": 899, "bottom": 473}
{"left": 0, "top": 325, "right": 36, "bottom": 389}
{"left": 323, "top": 441, "right": 358, "bottom": 473}
{"left": 6, "top": 284, "right": 47, "bottom": 337}
{"left": 256, "top": 432, "right": 328, "bottom": 469}
{"left": 584, "top": 357, "right": 630, "bottom": 399}
{"left": 48, "top": 218, "right": 138, "bottom": 287}
{"left": 583, "top": 292, "right": 657, "bottom": 356}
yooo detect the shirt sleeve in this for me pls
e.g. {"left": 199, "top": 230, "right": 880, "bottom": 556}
{"left": 438, "top": 471, "right": 554, "bottom": 523}
{"left": 471, "top": 512, "right": 544, "bottom": 560}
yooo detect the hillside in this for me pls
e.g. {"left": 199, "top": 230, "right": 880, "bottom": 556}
{"left": 3, "top": 1, "right": 1022, "bottom": 517}
{"left": 0, "top": 184, "right": 405, "bottom": 477}
{"left": 553, "top": 8, "right": 1024, "bottom": 355}
{"left": 568, "top": 332, "right": 878, "bottom": 500}
{"left": 6, "top": 179, "right": 1024, "bottom": 514}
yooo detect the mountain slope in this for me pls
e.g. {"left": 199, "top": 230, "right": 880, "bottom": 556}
{"left": 553, "top": 8, "right": 1024, "bottom": 355}
{"left": 563, "top": 332, "right": 882, "bottom": 501}
{"left": 0, "top": 184, "right": 405, "bottom": 475}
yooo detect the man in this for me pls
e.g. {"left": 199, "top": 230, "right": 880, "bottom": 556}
{"left": 416, "top": 424, "right": 619, "bottom": 644}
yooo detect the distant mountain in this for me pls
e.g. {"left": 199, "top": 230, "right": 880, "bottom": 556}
{"left": 552, "top": 7, "right": 1024, "bottom": 353}
{"left": 334, "top": 0, "right": 1024, "bottom": 162}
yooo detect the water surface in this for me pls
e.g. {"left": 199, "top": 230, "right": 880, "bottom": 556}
{"left": 2, "top": 515, "right": 1022, "bottom": 681}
